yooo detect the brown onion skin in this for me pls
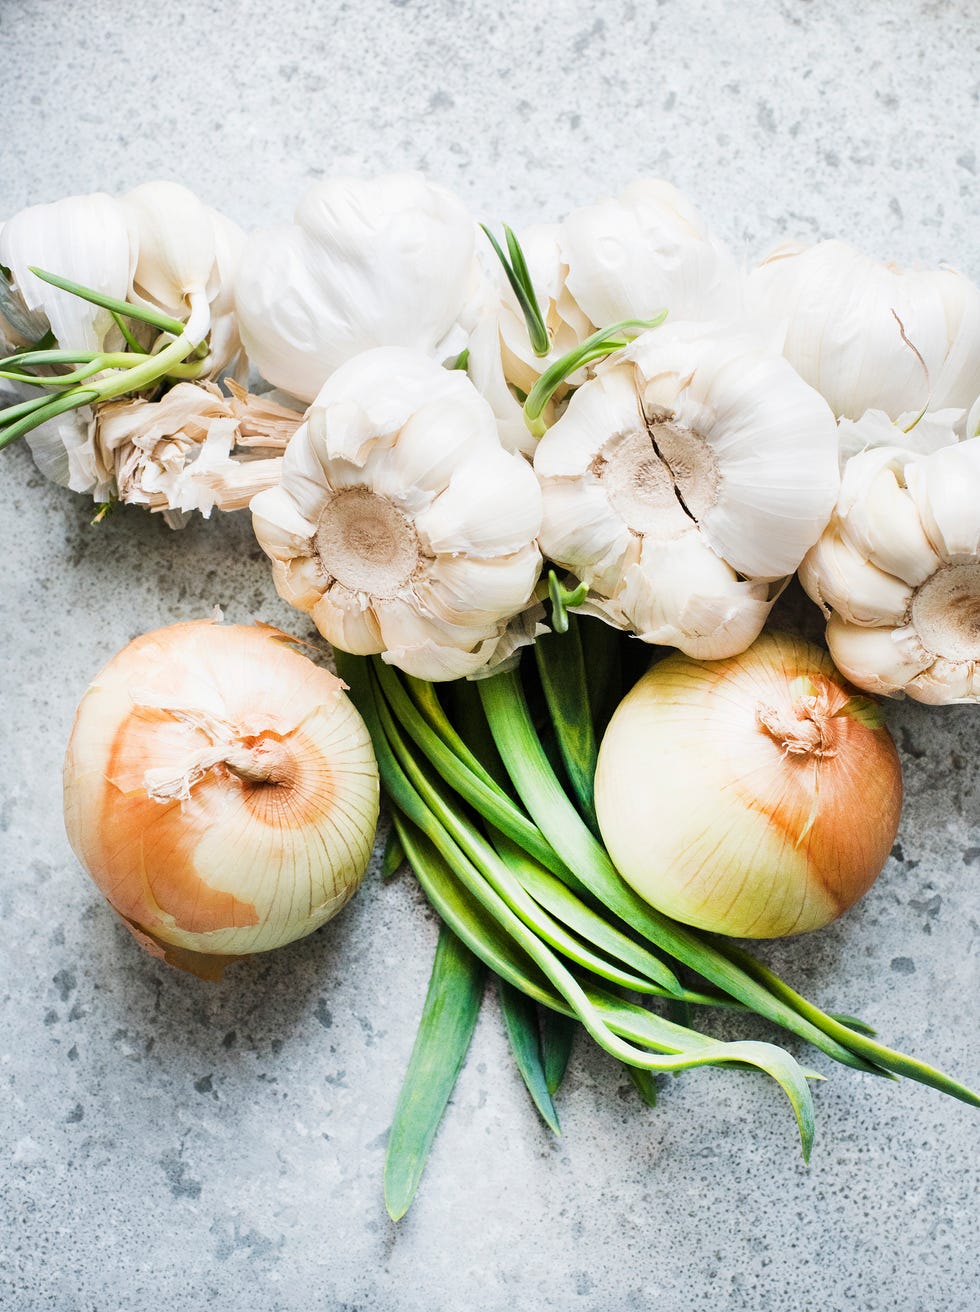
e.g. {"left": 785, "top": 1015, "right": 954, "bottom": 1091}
{"left": 64, "top": 620, "right": 379, "bottom": 978}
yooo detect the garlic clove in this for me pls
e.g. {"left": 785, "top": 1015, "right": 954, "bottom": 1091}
{"left": 310, "top": 587, "right": 385, "bottom": 655}
{"left": 381, "top": 627, "right": 506, "bottom": 682}
{"left": 534, "top": 364, "right": 643, "bottom": 478}
{"left": 252, "top": 483, "right": 318, "bottom": 560}
{"left": 907, "top": 657, "right": 976, "bottom": 705}
{"left": 904, "top": 437, "right": 980, "bottom": 562}
{"left": 415, "top": 445, "right": 543, "bottom": 558}
{"left": 616, "top": 534, "right": 775, "bottom": 660}
{"left": 269, "top": 554, "right": 327, "bottom": 613}
{"left": 420, "top": 545, "right": 544, "bottom": 626}
{"left": 799, "top": 529, "right": 913, "bottom": 625}
{"left": 372, "top": 391, "right": 498, "bottom": 503}
{"left": 838, "top": 456, "right": 942, "bottom": 585}
{"left": 539, "top": 476, "right": 636, "bottom": 599}
{"left": 123, "top": 181, "right": 220, "bottom": 310}
{"left": 825, "top": 615, "right": 932, "bottom": 696}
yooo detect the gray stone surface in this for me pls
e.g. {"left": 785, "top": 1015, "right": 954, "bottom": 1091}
{"left": 1, "top": 1, "right": 978, "bottom": 1308}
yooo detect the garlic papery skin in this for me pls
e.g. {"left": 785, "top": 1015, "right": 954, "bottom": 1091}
{"left": 595, "top": 633, "right": 903, "bottom": 938}
{"left": 250, "top": 346, "right": 543, "bottom": 681}
{"left": 64, "top": 619, "right": 379, "bottom": 978}
{"left": 0, "top": 192, "right": 137, "bottom": 353}
{"left": 560, "top": 178, "right": 743, "bottom": 330}
{"left": 533, "top": 322, "right": 839, "bottom": 659}
{"left": 235, "top": 172, "right": 482, "bottom": 403}
{"left": 749, "top": 240, "right": 980, "bottom": 424}
{"left": 800, "top": 438, "right": 980, "bottom": 703}
{"left": 837, "top": 407, "right": 964, "bottom": 467}
{"left": 95, "top": 380, "right": 302, "bottom": 525}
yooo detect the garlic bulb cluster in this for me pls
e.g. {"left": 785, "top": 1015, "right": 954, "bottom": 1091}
{"left": 595, "top": 633, "right": 903, "bottom": 938}
{"left": 534, "top": 323, "right": 839, "bottom": 658}
{"left": 750, "top": 240, "right": 980, "bottom": 425}
{"left": 251, "top": 347, "right": 543, "bottom": 680}
{"left": 0, "top": 181, "right": 250, "bottom": 513}
{"left": 800, "top": 439, "right": 980, "bottom": 703}
{"left": 468, "top": 180, "right": 742, "bottom": 455}
{"left": 64, "top": 619, "right": 379, "bottom": 978}
{"left": 0, "top": 192, "right": 136, "bottom": 355}
{"left": 235, "top": 172, "right": 484, "bottom": 403}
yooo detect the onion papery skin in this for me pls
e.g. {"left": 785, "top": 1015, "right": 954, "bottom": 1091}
{"left": 64, "top": 620, "right": 379, "bottom": 977}
{"left": 594, "top": 633, "right": 903, "bottom": 938}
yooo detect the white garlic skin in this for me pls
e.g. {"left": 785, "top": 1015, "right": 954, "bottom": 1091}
{"left": 749, "top": 240, "right": 980, "bottom": 425}
{"left": 235, "top": 172, "right": 481, "bottom": 403}
{"left": 801, "top": 438, "right": 980, "bottom": 704}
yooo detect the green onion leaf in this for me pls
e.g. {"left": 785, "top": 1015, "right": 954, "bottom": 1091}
{"left": 27, "top": 267, "right": 186, "bottom": 336}
{"left": 384, "top": 922, "right": 485, "bottom": 1222}
{"left": 499, "top": 981, "right": 561, "bottom": 1134}
{"left": 381, "top": 825, "right": 405, "bottom": 879}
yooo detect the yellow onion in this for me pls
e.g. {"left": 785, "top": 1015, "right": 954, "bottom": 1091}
{"left": 63, "top": 619, "right": 379, "bottom": 978}
{"left": 594, "top": 632, "right": 902, "bottom": 938}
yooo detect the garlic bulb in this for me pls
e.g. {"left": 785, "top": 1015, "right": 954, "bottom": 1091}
{"left": 534, "top": 322, "right": 839, "bottom": 658}
{"left": 467, "top": 179, "right": 742, "bottom": 456}
{"left": 749, "top": 240, "right": 980, "bottom": 423}
{"left": 800, "top": 438, "right": 980, "bottom": 703}
{"left": 559, "top": 178, "right": 742, "bottom": 329}
{"left": 235, "top": 172, "right": 483, "bottom": 403}
{"left": 0, "top": 191, "right": 136, "bottom": 354}
{"left": 595, "top": 633, "right": 903, "bottom": 938}
{"left": 251, "top": 347, "right": 543, "bottom": 680}
{"left": 64, "top": 619, "right": 379, "bottom": 978}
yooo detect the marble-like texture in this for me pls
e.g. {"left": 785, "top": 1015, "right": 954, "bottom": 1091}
{"left": 1, "top": 1, "right": 978, "bottom": 1308}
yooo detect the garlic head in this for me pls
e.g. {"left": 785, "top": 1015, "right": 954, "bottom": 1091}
{"left": 235, "top": 173, "right": 481, "bottom": 402}
{"left": 749, "top": 240, "right": 980, "bottom": 424}
{"left": 800, "top": 438, "right": 980, "bottom": 703}
{"left": 251, "top": 347, "right": 543, "bottom": 680}
{"left": 533, "top": 322, "right": 839, "bottom": 658}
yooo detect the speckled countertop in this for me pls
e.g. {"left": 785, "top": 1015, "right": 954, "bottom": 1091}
{"left": 1, "top": 2, "right": 978, "bottom": 1309}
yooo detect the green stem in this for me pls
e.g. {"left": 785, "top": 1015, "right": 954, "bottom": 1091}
{"left": 533, "top": 616, "right": 599, "bottom": 832}
{"left": 480, "top": 224, "right": 550, "bottom": 357}
{"left": 523, "top": 313, "right": 667, "bottom": 437}
{"left": 28, "top": 266, "right": 186, "bottom": 335}
{"left": 384, "top": 921, "right": 485, "bottom": 1221}
{"left": 336, "top": 651, "right": 817, "bottom": 1155}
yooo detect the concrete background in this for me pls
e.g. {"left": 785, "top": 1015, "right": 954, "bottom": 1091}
{"left": 1, "top": 1, "right": 978, "bottom": 1308}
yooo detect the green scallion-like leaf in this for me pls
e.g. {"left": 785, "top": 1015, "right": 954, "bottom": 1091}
{"left": 499, "top": 980, "right": 561, "bottom": 1134}
{"left": 384, "top": 922, "right": 485, "bottom": 1222}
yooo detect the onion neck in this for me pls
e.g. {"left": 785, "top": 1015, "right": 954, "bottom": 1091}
{"left": 756, "top": 694, "right": 838, "bottom": 758}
